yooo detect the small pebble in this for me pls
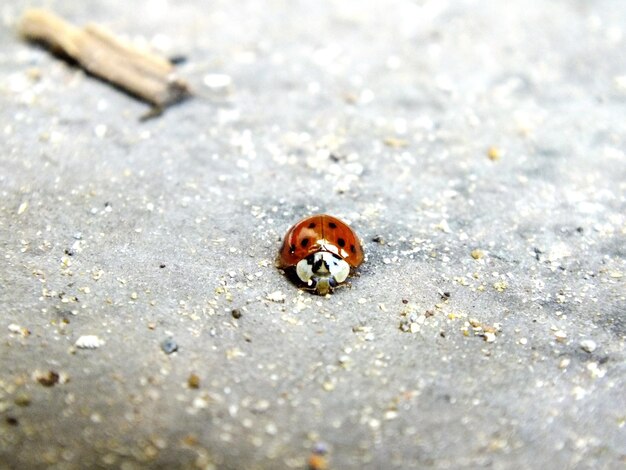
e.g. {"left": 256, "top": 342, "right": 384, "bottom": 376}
{"left": 203, "top": 73, "right": 232, "bottom": 90}
{"left": 253, "top": 399, "right": 270, "bottom": 412}
{"left": 75, "top": 335, "right": 105, "bottom": 349}
{"left": 435, "top": 219, "right": 452, "bottom": 233}
{"left": 8, "top": 323, "right": 30, "bottom": 337}
{"left": 231, "top": 308, "right": 242, "bottom": 319}
{"left": 308, "top": 454, "right": 328, "bottom": 470}
{"left": 14, "top": 393, "right": 32, "bottom": 407}
{"left": 483, "top": 332, "right": 496, "bottom": 343}
{"left": 265, "top": 422, "right": 278, "bottom": 435}
{"left": 308, "top": 442, "right": 329, "bottom": 470}
{"left": 192, "top": 397, "right": 209, "bottom": 409}
{"left": 493, "top": 280, "right": 508, "bottom": 292}
{"left": 383, "top": 137, "right": 409, "bottom": 148}
{"left": 487, "top": 146, "right": 501, "bottom": 161}
{"left": 94, "top": 124, "right": 107, "bottom": 138}
{"left": 580, "top": 339, "right": 597, "bottom": 353}
{"left": 17, "top": 201, "right": 29, "bottom": 215}
{"left": 161, "top": 338, "right": 178, "bottom": 354}
{"left": 587, "top": 362, "right": 606, "bottom": 378}
{"left": 266, "top": 291, "right": 286, "bottom": 303}
{"left": 36, "top": 370, "right": 60, "bottom": 387}
{"left": 187, "top": 374, "right": 200, "bottom": 389}
{"left": 384, "top": 410, "right": 399, "bottom": 420}
{"left": 313, "top": 442, "right": 328, "bottom": 455}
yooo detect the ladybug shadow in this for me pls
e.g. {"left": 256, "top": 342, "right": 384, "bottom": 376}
{"left": 281, "top": 266, "right": 304, "bottom": 287}
{"left": 280, "top": 266, "right": 315, "bottom": 294}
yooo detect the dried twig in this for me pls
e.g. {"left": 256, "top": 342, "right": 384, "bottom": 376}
{"left": 19, "top": 8, "right": 190, "bottom": 114}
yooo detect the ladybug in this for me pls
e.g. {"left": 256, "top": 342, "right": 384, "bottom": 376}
{"left": 278, "top": 214, "right": 364, "bottom": 295}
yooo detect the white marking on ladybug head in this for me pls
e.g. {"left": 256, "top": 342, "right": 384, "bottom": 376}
{"left": 295, "top": 251, "right": 350, "bottom": 294}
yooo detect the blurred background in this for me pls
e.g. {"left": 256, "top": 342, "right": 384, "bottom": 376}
{"left": 1, "top": 1, "right": 625, "bottom": 469}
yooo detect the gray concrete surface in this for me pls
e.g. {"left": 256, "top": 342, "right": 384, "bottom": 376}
{"left": 1, "top": 0, "right": 625, "bottom": 468}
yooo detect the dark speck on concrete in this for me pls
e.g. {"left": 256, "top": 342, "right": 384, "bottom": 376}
{"left": 161, "top": 338, "right": 178, "bottom": 354}
{"left": 1, "top": 1, "right": 624, "bottom": 469}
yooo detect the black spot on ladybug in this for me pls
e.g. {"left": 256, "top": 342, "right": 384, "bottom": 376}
{"left": 337, "top": 238, "right": 346, "bottom": 247}
{"left": 289, "top": 243, "right": 296, "bottom": 253}
{"left": 308, "top": 222, "right": 316, "bottom": 228}
{"left": 350, "top": 244, "right": 356, "bottom": 254}
{"left": 301, "top": 238, "right": 309, "bottom": 248}
{"left": 328, "top": 222, "right": 337, "bottom": 229}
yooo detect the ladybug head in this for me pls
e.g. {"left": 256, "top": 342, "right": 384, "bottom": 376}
{"left": 309, "top": 276, "right": 338, "bottom": 296}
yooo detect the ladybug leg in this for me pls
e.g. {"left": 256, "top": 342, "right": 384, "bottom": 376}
{"left": 300, "top": 284, "right": 318, "bottom": 295}
{"left": 333, "top": 281, "right": 352, "bottom": 291}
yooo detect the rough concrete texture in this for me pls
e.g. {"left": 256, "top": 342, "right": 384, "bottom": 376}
{"left": 1, "top": 0, "right": 625, "bottom": 468}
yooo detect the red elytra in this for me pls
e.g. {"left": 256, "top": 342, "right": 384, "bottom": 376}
{"left": 278, "top": 214, "right": 364, "bottom": 268}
